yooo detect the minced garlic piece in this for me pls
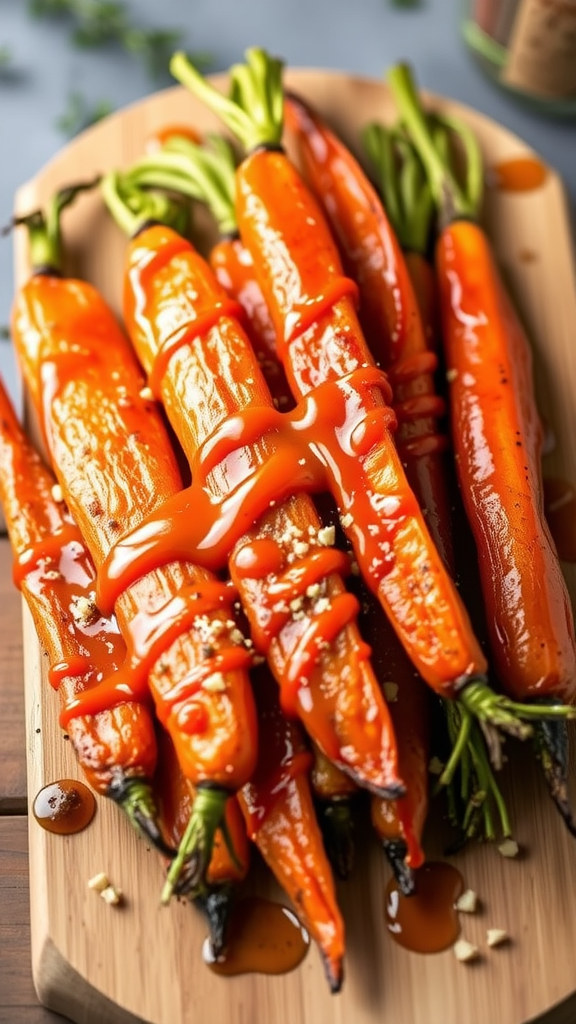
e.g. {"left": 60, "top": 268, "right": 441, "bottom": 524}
{"left": 70, "top": 594, "right": 99, "bottom": 628}
{"left": 446, "top": 368, "right": 458, "bottom": 383}
{"left": 88, "top": 872, "right": 110, "bottom": 892}
{"left": 293, "top": 540, "right": 310, "bottom": 557}
{"left": 317, "top": 525, "right": 335, "bottom": 547}
{"left": 486, "top": 928, "right": 509, "bottom": 948}
{"left": 498, "top": 838, "right": 519, "bottom": 859}
{"left": 139, "top": 386, "right": 154, "bottom": 401}
{"left": 100, "top": 884, "right": 122, "bottom": 905}
{"left": 340, "top": 512, "right": 353, "bottom": 529}
{"left": 428, "top": 756, "right": 444, "bottom": 775}
{"left": 51, "top": 483, "right": 64, "bottom": 503}
{"left": 453, "top": 939, "right": 479, "bottom": 963}
{"left": 456, "top": 889, "right": 478, "bottom": 914}
{"left": 202, "top": 673, "right": 226, "bottom": 693}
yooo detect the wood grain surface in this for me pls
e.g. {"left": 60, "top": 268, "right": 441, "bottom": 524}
{"left": 8, "top": 69, "right": 576, "bottom": 1024}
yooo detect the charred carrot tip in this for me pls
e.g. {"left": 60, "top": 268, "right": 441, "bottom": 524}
{"left": 107, "top": 774, "right": 171, "bottom": 855}
{"left": 161, "top": 785, "right": 229, "bottom": 905}
{"left": 317, "top": 799, "right": 355, "bottom": 881}
{"left": 533, "top": 715, "right": 576, "bottom": 840}
{"left": 381, "top": 838, "right": 417, "bottom": 896}
{"left": 324, "top": 956, "right": 345, "bottom": 996}
{"left": 191, "top": 884, "right": 234, "bottom": 957}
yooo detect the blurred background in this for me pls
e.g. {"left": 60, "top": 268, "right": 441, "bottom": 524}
{"left": 1, "top": 0, "right": 574, "bottom": 406}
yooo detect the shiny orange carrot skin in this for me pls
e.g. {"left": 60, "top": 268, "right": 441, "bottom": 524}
{"left": 436, "top": 221, "right": 576, "bottom": 702}
{"left": 209, "top": 235, "right": 294, "bottom": 409}
{"left": 234, "top": 147, "right": 486, "bottom": 697}
{"left": 11, "top": 272, "right": 258, "bottom": 790}
{"left": 0, "top": 374, "right": 157, "bottom": 796}
{"left": 121, "top": 221, "right": 403, "bottom": 798}
{"left": 237, "top": 667, "right": 345, "bottom": 993}
{"left": 284, "top": 92, "right": 454, "bottom": 570}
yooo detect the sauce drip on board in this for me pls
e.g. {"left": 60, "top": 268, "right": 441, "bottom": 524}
{"left": 543, "top": 477, "right": 576, "bottom": 562}
{"left": 385, "top": 861, "right": 464, "bottom": 953}
{"left": 33, "top": 779, "right": 96, "bottom": 835}
{"left": 489, "top": 156, "right": 548, "bottom": 193}
{"left": 203, "top": 896, "right": 310, "bottom": 977}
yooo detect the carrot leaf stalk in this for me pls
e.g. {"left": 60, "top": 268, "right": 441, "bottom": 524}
{"left": 125, "top": 133, "right": 238, "bottom": 236}
{"left": 99, "top": 169, "right": 189, "bottom": 238}
{"left": 440, "top": 699, "right": 513, "bottom": 849}
{"left": 161, "top": 785, "right": 230, "bottom": 905}
{"left": 361, "top": 122, "right": 433, "bottom": 255}
{"left": 107, "top": 773, "right": 171, "bottom": 854}
{"left": 170, "top": 47, "right": 284, "bottom": 151}
{"left": 386, "top": 62, "right": 480, "bottom": 228}
{"left": 4, "top": 177, "right": 100, "bottom": 272}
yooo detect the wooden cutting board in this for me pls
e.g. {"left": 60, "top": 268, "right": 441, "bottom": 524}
{"left": 13, "top": 69, "right": 576, "bottom": 1024}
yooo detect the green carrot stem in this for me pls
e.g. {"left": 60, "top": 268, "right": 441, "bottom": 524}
{"left": 169, "top": 47, "right": 284, "bottom": 152}
{"left": 387, "top": 62, "right": 479, "bottom": 226}
{"left": 100, "top": 169, "right": 189, "bottom": 237}
{"left": 4, "top": 177, "right": 99, "bottom": 273}
{"left": 108, "top": 774, "right": 170, "bottom": 854}
{"left": 362, "top": 122, "right": 433, "bottom": 255}
{"left": 161, "top": 785, "right": 229, "bottom": 905}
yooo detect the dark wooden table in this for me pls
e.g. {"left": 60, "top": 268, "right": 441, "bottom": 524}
{"left": 0, "top": 538, "right": 66, "bottom": 1023}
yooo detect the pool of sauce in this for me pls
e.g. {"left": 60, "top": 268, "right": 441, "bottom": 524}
{"left": 203, "top": 896, "right": 310, "bottom": 977}
{"left": 543, "top": 477, "right": 576, "bottom": 562}
{"left": 489, "top": 156, "right": 548, "bottom": 192}
{"left": 385, "top": 861, "right": 464, "bottom": 953}
{"left": 32, "top": 779, "right": 96, "bottom": 835}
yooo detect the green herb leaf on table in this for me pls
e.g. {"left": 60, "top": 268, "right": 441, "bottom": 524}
{"left": 55, "top": 90, "right": 114, "bottom": 137}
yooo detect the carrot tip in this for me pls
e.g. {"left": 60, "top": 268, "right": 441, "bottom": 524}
{"left": 533, "top": 716, "right": 576, "bottom": 839}
{"left": 381, "top": 838, "right": 417, "bottom": 896}
{"left": 193, "top": 885, "right": 234, "bottom": 957}
{"left": 108, "top": 774, "right": 170, "bottom": 855}
{"left": 323, "top": 956, "right": 345, "bottom": 995}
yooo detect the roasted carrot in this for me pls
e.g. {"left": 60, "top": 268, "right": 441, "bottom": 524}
{"left": 102, "top": 167, "right": 404, "bottom": 804}
{"left": 9, "top": 187, "right": 258, "bottom": 893}
{"left": 0, "top": 372, "right": 173, "bottom": 847}
{"left": 169, "top": 48, "right": 572, "bottom": 753}
{"left": 122, "top": 136, "right": 361, "bottom": 876}
{"left": 237, "top": 665, "right": 345, "bottom": 993}
{"left": 387, "top": 62, "right": 576, "bottom": 828}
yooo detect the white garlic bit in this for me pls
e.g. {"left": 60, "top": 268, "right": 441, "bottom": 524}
{"left": 453, "top": 939, "right": 480, "bottom": 963}
{"left": 455, "top": 889, "right": 478, "bottom": 914}
{"left": 487, "top": 928, "right": 509, "bottom": 948}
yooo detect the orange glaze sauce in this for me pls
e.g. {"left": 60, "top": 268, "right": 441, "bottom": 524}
{"left": 544, "top": 477, "right": 576, "bottom": 562}
{"left": 385, "top": 862, "right": 464, "bottom": 953}
{"left": 203, "top": 896, "right": 310, "bottom": 977}
{"left": 488, "top": 156, "right": 548, "bottom": 193}
{"left": 33, "top": 779, "right": 96, "bottom": 835}
{"left": 82, "top": 367, "right": 397, "bottom": 721}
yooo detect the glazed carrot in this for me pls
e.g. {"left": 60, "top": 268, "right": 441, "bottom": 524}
{"left": 0, "top": 372, "right": 171, "bottom": 846}
{"left": 237, "top": 665, "right": 345, "bottom": 993}
{"left": 169, "top": 48, "right": 564, "bottom": 745}
{"left": 123, "top": 137, "right": 362, "bottom": 875}
{"left": 154, "top": 725, "right": 250, "bottom": 953}
{"left": 387, "top": 62, "right": 576, "bottom": 826}
{"left": 283, "top": 91, "right": 453, "bottom": 572}
{"left": 102, "top": 169, "right": 404, "bottom": 803}
{"left": 9, "top": 189, "right": 258, "bottom": 893}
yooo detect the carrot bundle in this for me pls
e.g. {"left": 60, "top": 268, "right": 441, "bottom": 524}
{"left": 9, "top": 187, "right": 259, "bottom": 890}
{"left": 168, "top": 47, "right": 572, "bottom": 748}
{"left": 386, "top": 62, "right": 576, "bottom": 829}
